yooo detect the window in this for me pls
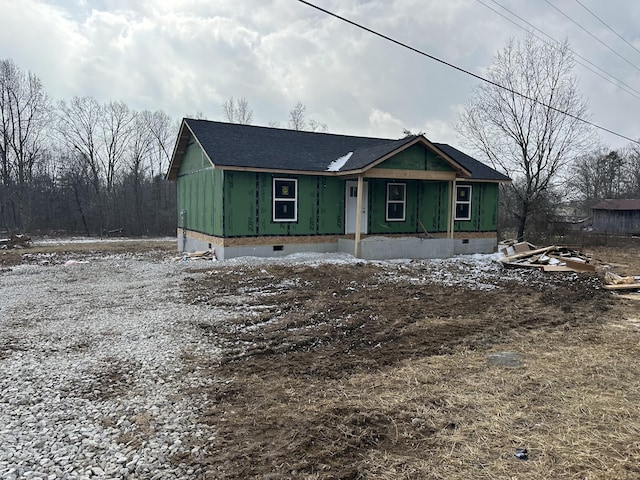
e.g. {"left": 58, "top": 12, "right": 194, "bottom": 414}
{"left": 273, "top": 178, "right": 297, "bottom": 222}
{"left": 455, "top": 185, "right": 472, "bottom": 220}
{"left": 386, "top": 183, "right": 406, "bottom": 221}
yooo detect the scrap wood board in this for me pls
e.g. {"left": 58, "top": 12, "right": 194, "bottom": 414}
{"left": 615, "top": 294, "right": 640, "bottom": 300}
{"left": 498, "top": 242, "right": 595, "bottom": 273}
{"left": 603, "top": 283, "right": 640, "bottom": 291}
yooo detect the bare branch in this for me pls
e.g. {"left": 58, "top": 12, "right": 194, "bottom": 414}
{"left": 222, "top": 97, "right": 253, "bottom": 125}
{"left": 288, "top": 101, "right": 306, "bottom": 131}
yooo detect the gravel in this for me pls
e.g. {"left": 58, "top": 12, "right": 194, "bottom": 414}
{"left": 0, "top": 253, "right": 220, "bottom": 479}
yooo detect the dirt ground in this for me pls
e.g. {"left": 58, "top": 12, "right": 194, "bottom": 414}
{"left": 178, "top": 245, "right": 640, "bottom": 479}
{"left": 3, "top": 239, "right": 640, "bottom": 479}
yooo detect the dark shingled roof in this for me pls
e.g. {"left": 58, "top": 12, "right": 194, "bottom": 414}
{"left": 592, "top": 199, "right": 640, "bottom": 210}
{"left": 167, "top": 119, "right": 510, "bottom": 182}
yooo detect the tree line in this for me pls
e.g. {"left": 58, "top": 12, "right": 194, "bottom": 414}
{"left": 0, "top": 59, "right": 177, "bottom": 236}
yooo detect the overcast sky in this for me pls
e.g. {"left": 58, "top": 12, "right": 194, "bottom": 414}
{"left": 1, "top": 0, "right": 639, "bottom": 150}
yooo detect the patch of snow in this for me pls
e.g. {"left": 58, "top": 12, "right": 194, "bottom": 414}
{"left": 223, "top": 251, "right": 366, "bottom": 267}
{"left": 31, "top": 236, "right": 176, "bottom": 246}
{"left": 326, "top": 152, "right": 353, "bottom": 172}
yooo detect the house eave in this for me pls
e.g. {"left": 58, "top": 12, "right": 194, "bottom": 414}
{"left": 216, "top": 165, "right": 337, "bottom": 176}
{"left": 456, "top": 177, "right": 512, "bottom": 184}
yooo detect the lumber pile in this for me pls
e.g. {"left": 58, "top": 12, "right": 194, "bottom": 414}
{"left": 0, "top": 234, "right": 32, "bottom": 249}
{"left": 173, "top": 249, "right": 217, "bottom": 261}
{"left": 603, "top": 271, "right": 640, "bottom": 291}
{"left": 498, "top": 241, "right": 596, "bottom": 272}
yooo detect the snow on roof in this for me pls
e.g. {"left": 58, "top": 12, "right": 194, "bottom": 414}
{"left": 326, "top": 152, "right": 353, "bottom": 172}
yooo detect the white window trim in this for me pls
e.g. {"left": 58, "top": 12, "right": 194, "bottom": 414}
{"left": 386, "top": 182, "right": 406, "bottom": 222}
{"left": 455, "top": 185, "right": 472, "bottom": 221}
{"left": 272, "top": 178, "right": 298, "bottom": 222}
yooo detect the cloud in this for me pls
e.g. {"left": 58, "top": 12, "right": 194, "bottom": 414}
{"left": 1, "top": 0, "right": 640, "bottom": 147}
{"left": 367, "top": 108, "right": 404, "bottom": 137}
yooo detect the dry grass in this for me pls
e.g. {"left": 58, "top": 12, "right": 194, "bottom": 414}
{"left": 196, "top": 322, "right": 640, "bottom": 479}
{"left": 344, "top": 323, "right": 640, "bottom": 479}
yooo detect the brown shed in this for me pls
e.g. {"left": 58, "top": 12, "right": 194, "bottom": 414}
{"left": 592, "top": 199, "right": 640, "bottom": 234}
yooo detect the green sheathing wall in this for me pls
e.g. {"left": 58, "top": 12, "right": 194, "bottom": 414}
{"left": 317, "top": 177, "right": 344, "bottom": 234}
{"left": 454, "top": 182, "right": 498, "bottom": 232}
{"left": 376, "top": 145, "right": 456, "bottom": 172}
{"left": 368, "top": 179, "right": 418, "bottom": 234}
{"left": 225, "top": 172, "right": 344, "bottom": 237}
{"left": 224, "top": 170, "right": 258, "bottom": 237}
{"left": 426, "top": 150, "right": 455, "bottom": 171}
{"left": 419, "top": 181, "right": 451, "bottom": 233}
{"left": 176, "top": 141, "right": 223, "bottom": 236}
{"left": 368, "top": 180, "right": 453, "bottom": 234}
{"left": 367, "top": 180, "right": 498, "bottom": 234}
{"left": 289, "top": 176, "right": 318, "bottom": 235}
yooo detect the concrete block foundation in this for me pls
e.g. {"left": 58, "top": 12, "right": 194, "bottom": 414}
{"left": 178, "top": 230, "right": 497, "bottom": 261}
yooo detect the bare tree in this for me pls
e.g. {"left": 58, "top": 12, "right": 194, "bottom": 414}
{"left": 145, "top": 110, "right": 175, "bottom": 178}
{"left": 56, "top": 96, "right": 103, "bottom": 194}
{"left": 286, "top": 101, "right": 328, "bottom": 132}
{"left": 573, "top": 148, "right": 625, "bottom": 208}
{"left": 0, "top": 59, "right": 52, "bottom": 185}
{"left": 126, "top": 111, "right": 156, "bottom": 232}
{"left": 308, "top": 119, "right": 328, "bottom": 133}
{"left": 0, "top": 59, "right": 52, "bottom": 230}
{"left": 288, "top": 101, "right": 306, "bottom": 131}
{"left": 102, "top": 101, "right": 135, "bottom": 192}
{"left": 222, "top": 97, "right": 253, "bottom": 125}
{"left": 625, "top": 143, "right": 640, "bottom": 198}
{"left": 458, "top": 34, "right": 593, "bottom": 240}
{"left": 186, "top": 110, "right": 207, "bottom": 120}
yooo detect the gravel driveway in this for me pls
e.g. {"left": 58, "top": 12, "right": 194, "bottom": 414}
{"left": 0, "top": 254, "right": 219, "bottom": 479}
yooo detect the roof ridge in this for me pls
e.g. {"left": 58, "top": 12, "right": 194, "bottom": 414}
{"left": 184, "top": 118, "right": 404, "bottom": 142}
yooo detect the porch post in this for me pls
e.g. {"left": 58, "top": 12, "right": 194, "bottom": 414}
{"left": 448, "top": 179, "right": 456, "bottom": 239}
{"left": 354, "top": 174, "right": 364, "bottom": 257}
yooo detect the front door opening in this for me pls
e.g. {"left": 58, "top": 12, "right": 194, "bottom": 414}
{"left": 345, "top": 180, "right": 368, "bottom": 234}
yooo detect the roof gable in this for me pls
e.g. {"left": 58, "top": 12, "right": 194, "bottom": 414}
{"left": 372, "top": 143, "right": 458, "bottom": 173}
{"left": 166, "top": 119, "right": 509, "bottom": 182}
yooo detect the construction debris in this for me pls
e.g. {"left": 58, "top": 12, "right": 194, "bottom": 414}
{"left": 603, "top": 271, "right": 640, "bottom": 291}
{"left": 174, "top": 249, "right": 217, "bottom": 262}
{"left": 0, "top": 234, "right": 32, "bottom": 249}
{"left": 498, "top": 241, "right": 596, "bottom": 273}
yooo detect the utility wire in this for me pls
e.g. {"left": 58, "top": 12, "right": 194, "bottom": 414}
{"left": 477, "top": 0, "right": 640, "bottom": 102}
{"left": 297, "top": 0, "right": 640, "bottom": 145}
{"left": 544, "top": 0, "right": 640, "bottom": 74}
{"left": 574, "top": 0, "right": 640, "bottom": 58}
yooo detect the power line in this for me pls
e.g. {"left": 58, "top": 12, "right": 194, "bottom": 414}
{"left": 296, "top": 0, "right": 640, "bottom": 145}
{"left": 574, "top": 0, "right": 640, "bottom": 58}
{"left": 543, "top": 0, "right": 640, "bottom": 74}
{"left": 477, "top": 0, "right": 640, "bottom": 102}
